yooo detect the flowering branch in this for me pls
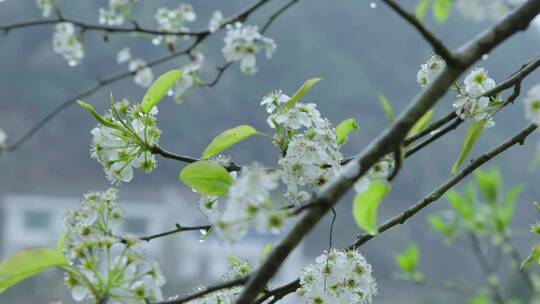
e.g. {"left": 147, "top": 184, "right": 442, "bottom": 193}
{"left": 234, "top": 2, "right": 540, "bottom": 302}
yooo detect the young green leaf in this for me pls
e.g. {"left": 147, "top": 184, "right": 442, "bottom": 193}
{"left": 427, "top": 215, "right": 455, "bottom": 238}
{"left": 379, "top": 95, "right": 395, "bottom": 123}
{"left": 447, "top": 190, "right": 473, "bottom": 219}
{"left": 77, "top": 100, "right": 119, "bottom": 129}
{"left": 336, "top": 118, "right": 359, "bottom": 145}
{"left": 141, "top": 69, "right": 183, "bottom": 113}
{"left": 228, "top": 256, "right": 243, "bottom": 267}
{"left": 416, "top": 0, "right": 432, "bottom": 21}
{"left": 521, "top": 243, "right": 540, "bottom": 269}
{"left": 0, "top": 248, "right": 68, "bottom": 293}
{"left": 474, "top": 168, "right": 501, "bottom": 204}
{"left": 281, "top": 77, "right": 322, "bottom": 112}
{"left": 395, "top": 245, "right": 420, "bottom": 274}
{"left": 407, "top": 110, "right": 433, "bottom": 138}
{"left": 433, "top": 0, "right": 452, "bottom": 23}
{"left": 499, "top": 185, "right": 524, "bottom": 229}
{"left": 179, "top": 161, "right": 234, "bottom": 197}
{"left": 469, "top": 290, "right": 490, "bottom": 304}
{"left": 352, "top": 180, "right": 390, "bottom": 235}
{"left": 451, "top": 119, "right": 487, "bottom": 175}
{"left": 202, "top": 125, "right": 259, "bottom": 159}
{"left": 259, "top": 243, "right": 273, "bottom": 263}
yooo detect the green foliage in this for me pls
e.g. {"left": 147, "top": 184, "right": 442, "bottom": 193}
{"left": 474, "top": 167, "right": 501, "bottom": 204}
{"left": 378, "top": 95, "right": 395, "bottom": 123}
{"left": 433, "top": 0, "right": 453, "bottom": 23}
{"left": 353, "top": 180, "right": 390, "bottom": 235}
{"left": 395, "top": 245, "right": 419, "bottom": 274}
{"left": 521, "top": 243, "right": 540, "bottom": 269}
{"left": 452, "top": 119, "right": 487, "bottom": 175}
{"left": 202, "top": 125, "right": 259, "bottom": 159}
{"left": 281, "top": 77, "right": 322, "bottom": 112}
{"left": 259, "top": 243, "right": 273, "bottom": 263}
{"left": 179, "top": 161, "right": 234, "bottom": 197}
{"left": 469, "top": 290, "right": 489, "bottom": 304}
{"left": 141, "top": 69, "right": 182, "bottom": 113}
{"left": 496, "top": 185, "right": 524, "bottom": 231}
{"left": 0, "top": 248, "right": 68, "bottom": 293}
{"left": 407, "top": 110, "right": 433, "bottom": 139}
{"left": 336, "top": 118, "right": 359, "bottom": 145}
{"left": 427, "top": 215, "right": 456, "bottom": 239}
{"left": 416, "top": 0, "right": 432, "bottom": 21}
{"left": 77, "top": 100, "right": 119, "bottom": 129}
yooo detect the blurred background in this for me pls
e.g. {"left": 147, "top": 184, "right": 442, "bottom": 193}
{"left": 1, "top": 0, "right": 540, "bottom": 303}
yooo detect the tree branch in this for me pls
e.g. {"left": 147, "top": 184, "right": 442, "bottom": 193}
{"left": 234, "top": 2, "right": 540, "bottom": 301}
{"left": 152, "top": 277, "right": 248, "bottom": 304}
{"left": 138, "top": 224, "right": 212, "bottom": 242}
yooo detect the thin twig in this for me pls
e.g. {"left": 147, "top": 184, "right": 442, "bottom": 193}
{"left": 138, "top": 224, "right": 212, "bottom": 242}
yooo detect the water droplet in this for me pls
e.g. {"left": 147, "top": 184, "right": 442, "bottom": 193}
{"left": 481, "top": 54, "right": 489, "bottom": 61}
{"left": 68, "top": 60, "right": 77, "bottom": 67}
{"left": 370, "top": 2, "right": 377, "bottom": 8}
{"left": 198, "top": 239, "right": 205, "bottom": 243}
{"left": 167, "top": 89, "right": 174, "bottom": 96}
{"left": 199, "top": 229, "right": 207, "bottom": 236}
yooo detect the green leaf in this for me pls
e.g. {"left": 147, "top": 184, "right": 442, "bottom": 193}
{"left": 521, "top": 243, "right": 540, "bottom": 269}
{"left": 407, "top": 110, "right": 433, "bottom": 138}
{"left": 259, "top": 243, "right": 273, "bottom": 263}
{"left": 474, "top": 168, "right": 501, "bottom": 204}
{"left": 447, "top": 190, "right": 473, "bottom": 219}
{"left": 379, "top": 95, "right": 395, "bottom": 123}
{"left": 352, "top": 180, "right": 390, "bottom": 235}
{"left": 395, "top": 245, "right": 420, "bottom": 274}
{"left": 179, "top": 161, "right": 234, "bottom": 197}
{"left": 202, "top": 125, "right": 259, "bottom": 159}
{"left": 499, "top": 185, "right": 524, "bottom": 229}
{"left": 336, "top": 118, "right": 359, "bottom": 145}
{"left": 469, "top": 290, "right": 489, "bottom": 304}
{"left": 141, "top": 69, "right": 183, "bottom": 113}
{"left": 416, "top": 0, "right": 432, "bottom": 21}
{"left": 451, "top": 119, "right": 487, "bottom": 175}
{"left": 281, "top": 77, "right": 322, "bottom": 112}
{"left": 427, "top": 215, "right": 455, "bottom": 237}
{"left": 77, "top": 100, "right": 119, "bottom": 129}
{"left": 57, "top": 233, "right": 67, "bottom": 251}
{"left": 433, "top": 0, "right": 452, "bottom": 23}
{"left": 0, "top": 248, "right": 68, "bottom": 293}
{"left": 228, "top": 256, "right": 243, "bottom": 267}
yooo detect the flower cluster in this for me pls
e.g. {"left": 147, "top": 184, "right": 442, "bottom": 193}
{"left": 452, "top": 68, "right": 497, "bottom": 127}
{"left": 222, "top": 23, "right": 276, "bottom": 74}
{"left": 62, "top": 189, "right": 166, "bottom": 303}
{"left": 173, "top": 52, "right": 204, "bottom": 102}
{"left": 153, "top": 4, "right": 196, "bottom": 45}
{"left": 353, "top": 157, "right": 394, "bottom": 194}
{"left": 213, "top": 166, "right": 287, "bottom": 243}
{"left": 524, "top": 83, "right": 540, "bottom": 125}
{"left": 297, "top": 249, "right": 377, "bottom": 304}
{"left": 90, "top": 98, "right": 160, "bottom": 184}
{"left": 117, "top": 48, "right": 154, "bottom": 87}
{"left": 99, "top": 0, "right": 137, "bottom": 26}
{"left": 36, "top": 0, "right": 53, "bottom": 18}
{"left": 209, "top": 11, "right": 224, "bottom": 33}
{"left": 186, "top": 260, "right": 251, "bottom": 304}
{"left": 262, "top": 91, "right": 343, "bottom": 203}
{"left": 416, "top": 53, "right": 445, "bottom": 87}
{"left": 52, "top": 22, "right": 85, "bottom": 66}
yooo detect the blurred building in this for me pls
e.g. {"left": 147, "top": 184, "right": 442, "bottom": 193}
{"left": 0, "top": 188, "right": 306, "bottom": 300}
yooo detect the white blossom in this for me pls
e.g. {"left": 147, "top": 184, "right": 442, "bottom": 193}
{"left": 117, "top": 47, "right": 132, "bottom": 64}
{"left": 128, "top": 58, "right": 154, "bottom": 88}
{"left": 452, "top": 68, "right": 496, "bottom": 127}
{"left": 222, "top": 23, "right": 276, "bottom": 74}
{"left": 0, "top": 128, "right": 6, "bottom": 148}
{"left": 52, "top": 22, "right": 85, "bottom": 66}
{"left": 353, "top": 157, "right": 394, "bottom": 194}
{"left": 417, "top": 54, "right": 446, "bottom": 87}
{"left": 524, "top": 84, "right": 540, "bottom": 125}
{"left": 209, "top": 11, "right": 224, "bottom": 33}
{"left": 62, "top": 189, "right": 166, "bottom": 304}
{"left": 154, "top": 4, "right": 196, "bottom": 45}
{"left": 173, "top": 52, "right": 204, "bottom": 102}
{"left": 464, "top": 68, "right": 496, "bottom": 97}
{"left": 297, "top": 249, "right": 377, "bottom": 304}
{"left": 99, "top": 0, "right": 137, "bottom": 26}
{"left": 90, "top": 99, "right": 160, "bottom": 184}
{"left": 215, "top": 166, "right": 285, "bottom": 242}
{"left": 36, "top": 0, "right": 53, "bottom": 18}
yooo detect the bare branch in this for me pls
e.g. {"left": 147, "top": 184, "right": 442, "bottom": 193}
{"left": 138, "top": 224, "right": 211, "bottom": 242}
{"left": 151, "top": 145, "right": 242, "bottom": 172}
{"left": 152, "top": 277, "right": 248, "bottom": 304}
